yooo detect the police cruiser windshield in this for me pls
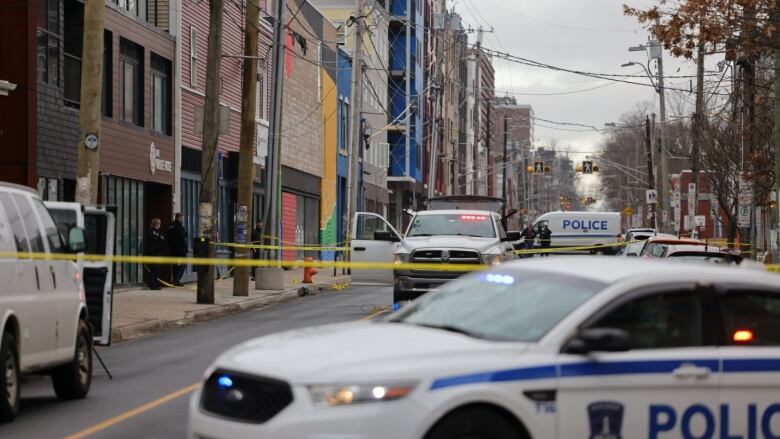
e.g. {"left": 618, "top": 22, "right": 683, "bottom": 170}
{"left": 389, "top": 272, "right": 605, "bottom": 342}
{"left": 406, "top": 214, "right": 495, "bottom": 238}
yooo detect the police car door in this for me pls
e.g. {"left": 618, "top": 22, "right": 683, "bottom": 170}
{"left": 556, "top": 284, "right": 721, "bottom": 439}
{"left": 350, "top": 212, "right": 401, "bottom": 285}
{"left": 715, "top": 285, "right": 780, "bottom": 437}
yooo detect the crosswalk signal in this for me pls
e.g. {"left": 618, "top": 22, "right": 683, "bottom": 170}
{"left": 543, "top": 165, "right": 551, "bottom": 173}
{"left": 534, "top": 162, "right": 544, "bottom": 174}
{"left": 592, "top": 164, "right": 599, "bottom": 172}
{"left": 582, "top": 161, "right": 593, "bottom": 174}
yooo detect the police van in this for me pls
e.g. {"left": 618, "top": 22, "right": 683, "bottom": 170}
{"left": 188, "top": 258, "right": 780, "bottom": 439}
{"left": 533, "top": 211, "right": 621, "bottom": 253}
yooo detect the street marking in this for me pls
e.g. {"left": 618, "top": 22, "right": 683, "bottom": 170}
{"left": 360, "top": 308, "right": 389, "bottom": 321}
{"left": 64, "top": 299, "right": 390, "bottom": 438}
{"left": 63, "top": 383, "right": 201, "bottom": 439}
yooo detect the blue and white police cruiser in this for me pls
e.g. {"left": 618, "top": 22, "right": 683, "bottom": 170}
{"left": 188, "top": 258, "right": 780, "bottom": 439}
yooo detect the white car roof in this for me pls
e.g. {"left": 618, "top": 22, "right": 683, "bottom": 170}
{"left": 498, "top": 256, "right": 779, "bottom": 286}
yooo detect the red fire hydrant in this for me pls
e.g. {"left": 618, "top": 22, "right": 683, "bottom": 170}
{"left": 303, "top": 256, "right": 318, "bottom": 283}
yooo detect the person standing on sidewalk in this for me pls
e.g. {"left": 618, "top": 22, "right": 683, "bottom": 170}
{"left": 251, "top": 219, "right": 264, "bottom": 279}
{"left": 539, "top": 224, "right": 552, "bottom": 257}
{"left": 519, "top": 223, "right": 536, "bottom": 258}
{"left": 167, "top": 212, "right": 188, "bottom": 286}
{"left": 146, "top": 218, "right": 165, "bottom": 290}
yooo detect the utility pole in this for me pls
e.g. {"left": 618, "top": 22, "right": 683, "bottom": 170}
{"left": 197, "top": 0, "right": 224, "bottom": 304}
{"left": 263, "top": 0, "right": 286, "bottom": 264}
{"left": 645, "top": 115, "right": 656, "bottom": 229}
{"left": 233, "top": 0, "right": 260, "bottom": 297}
{"left": 690, "top": 42, "right": 704, "bottom": 238}
{"left": 652, "top": 30, "right": 669, "bottom": 233}
{"left": 346, "top": 0, "right": 365, "bottom": 241}
{"left": 75, "top": 0, "right": 104, "bottom": 204}
{"left": 427, "top": 30, "right": 440, "bottom": 201}
{"left": 774, "top": 0, "right": 780, "bottom": 260}
{"left": 501, "top": 114, "right": 508, "bottom": 226}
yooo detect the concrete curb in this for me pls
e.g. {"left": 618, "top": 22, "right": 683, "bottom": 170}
{"left": 109, "top": 278, "right": 350, "bottom": 344}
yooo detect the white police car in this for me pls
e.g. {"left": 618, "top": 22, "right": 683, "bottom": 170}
{"left": 188, "top": 258, "right": 780, "bottom": 439}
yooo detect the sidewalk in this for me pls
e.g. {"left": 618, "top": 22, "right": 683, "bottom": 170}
{"left": 110, "top": 269, "right": 350, "bottom": 343}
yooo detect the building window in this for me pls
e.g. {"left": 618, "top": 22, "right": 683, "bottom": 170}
{"left": 256, "top": 58, "right": 266, "bottom": 120}
{"left": 339, "top": 98, "right": 349, "bottom": 153}
{"left": 102, "top": 30, "right": 113, "bottom": 117}
{"left": 333, "top": 20, "right": 346, "bottom": 46}
{"left": 37, "top": 0, "right": 61, "bottom": 86}
{"left": 151, "top": 53, "right": 172, "bottom": 135}
{"left": 120, "top": 38, "right": 143, "bottom": 126}
{"left": 190, "top": 26, "right": 198, "bottom": 87}
{"left": 62, "top": 0, "right": 82, "bottom": 106}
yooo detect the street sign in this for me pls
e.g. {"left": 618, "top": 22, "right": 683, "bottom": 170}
{"left": 738, "top": 172, "right": 754, "bottom": 206}
{"left": 623, "top": 206, "right": 633, "bottom": 216}
{"left": 687, "top": 183, "right": 696, "bottom": 214}
{"left": 582, "top": 161, "right": 593, "bottom": 174}
{"left": 646, "top": 189, "right": 658, "bottom": 204}
{"left": 738, "top": 205, "right": 751, "bottom": 228}
{"left": 695, "top": 215, "right": 706, "bottom": 228}
{"left": 534, "top": 162, "right": 544, "bottom": 174}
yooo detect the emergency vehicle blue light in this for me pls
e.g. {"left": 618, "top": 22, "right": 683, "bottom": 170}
{"left": 217, "top": 375, "right": 233, "bottom": 388}
{"left": 392, "top": 303, "right": 401, "bottom": 312}
{"left": 485, "top": 274, "right": 514, "bottom": 285}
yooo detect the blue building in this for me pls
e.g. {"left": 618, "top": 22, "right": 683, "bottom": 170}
{"left": 336, "top": 48, "right": 352, "bottom": 250}
{"left": 387, "top": 0, "right": 426, "bottom": 229}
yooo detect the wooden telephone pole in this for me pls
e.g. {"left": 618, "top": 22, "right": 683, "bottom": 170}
{"left": 197, "top": 0, "right": 224, "bottom": 304}
{"left": 75, "top": 0, "right": 104, "bottom": 204}
{"left": 233, "top": 0, "right": 261, "bottom": 297}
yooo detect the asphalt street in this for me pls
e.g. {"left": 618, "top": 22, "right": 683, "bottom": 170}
{"left": 0, "top": 285, "right": 390, "bottom": 439}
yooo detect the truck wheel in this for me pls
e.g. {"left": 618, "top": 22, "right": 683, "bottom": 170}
{"left": 425, "top": 406, "right": 526, "bottom": 439}
{"left": 0, "top": 331, "right": 20, "bottom": 422}
{"left": 52, "top": 320, "right": 92, "bottom": 400}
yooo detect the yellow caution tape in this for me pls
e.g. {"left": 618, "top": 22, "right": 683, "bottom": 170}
{"left": 2, "top": 251, "right": 778, "bottom": 274}
{"left": 515, "top": 241, "right": 637, "bottom": 255}
{"left": 214, "top": 242, "right": 350, "bottom": 252}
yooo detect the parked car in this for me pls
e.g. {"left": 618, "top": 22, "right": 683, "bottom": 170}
{"left": 624, "top": 228, "right": 657, "bottom": 242}
{"left": 0, "top": 183, "right": 91, "bottom": 422}
{"left": 639, "top": 236, "right": 705, "bottom": 258}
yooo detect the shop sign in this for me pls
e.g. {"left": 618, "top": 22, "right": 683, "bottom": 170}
{"left": 149, "top": 143, "right": 172, "bottom": 175}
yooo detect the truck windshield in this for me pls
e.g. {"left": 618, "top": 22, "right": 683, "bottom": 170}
{"left": 407, "top": 214, "right": 495, "bottom": 238}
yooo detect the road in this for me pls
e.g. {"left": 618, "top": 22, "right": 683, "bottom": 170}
{"left": 0, "top": 285, "right": 390, "bottom": 439}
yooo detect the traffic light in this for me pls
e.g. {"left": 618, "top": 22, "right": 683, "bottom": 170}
{"left": 527, "top": 165, "right": 535, "bottom": 173}
{"left": 534, "top": 162, "right": 544, "bottom": 173}
{"left": 582, "top": 161, "right": 593, "bottom": 174}
{"left": 543, "top": 165, "right": 551, "bottom": 173}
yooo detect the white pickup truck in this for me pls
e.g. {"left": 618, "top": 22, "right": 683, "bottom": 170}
{"left": 350, "top": 197, "right": 520, "bottom": 304}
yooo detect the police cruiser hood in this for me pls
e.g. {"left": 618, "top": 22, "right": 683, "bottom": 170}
{"left": 212, "top": 322, "right": 531, "bottom": 383}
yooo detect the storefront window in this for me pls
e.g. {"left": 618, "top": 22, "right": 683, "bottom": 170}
{"left": 105, "top": 176, "right": 145, "bottom": 285}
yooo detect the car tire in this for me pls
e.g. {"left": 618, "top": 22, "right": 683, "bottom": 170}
{"left": 51, "top": 320, "right": 92, "bottom": 400}
{"left": 425, "top": 406, "right": 525, "bottom": 439}
{"left": 0, "top": 331, "right": 20, "bottom": 422}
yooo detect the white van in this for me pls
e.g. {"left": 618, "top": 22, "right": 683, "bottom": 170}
{"left": 533, "top": 211, "right": 621, "bottom": 253}
{"left": 0, "top": 183, "right": 92, "bottom": 422}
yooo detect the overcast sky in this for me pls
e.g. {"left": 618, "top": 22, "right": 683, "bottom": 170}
{"left": 453, "top": 0, "right": 720, "bottom": 159}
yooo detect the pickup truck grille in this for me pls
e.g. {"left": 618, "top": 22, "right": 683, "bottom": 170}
{"left": 411, "top": 249, "right": 481, "bottom": 264}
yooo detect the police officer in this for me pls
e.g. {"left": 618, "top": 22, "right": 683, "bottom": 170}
{"left": 146, "top": 218, "right": 165, "bottom": 290}
{"left": 539, "top": 224, "right": 552, "bottom": 257}
{"left": 167, "top": 213, "right": 188, "bottom": 286}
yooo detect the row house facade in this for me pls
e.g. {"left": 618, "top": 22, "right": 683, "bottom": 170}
{"left": 1, "top": 0, "right": 177, "bottom": 285}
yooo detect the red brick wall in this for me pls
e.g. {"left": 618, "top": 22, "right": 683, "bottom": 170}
{"left": 282, "top": 191, "right": 297, "bottom": 261}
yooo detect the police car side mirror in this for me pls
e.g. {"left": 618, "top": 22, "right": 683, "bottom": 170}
{"left": 67, "top": 226, "right": 87, "bottom": 253}
{"left": 374, "top": 231, "right": 400, "bottom": 242}
{"left": 502, "top": 231, "right": 521, "bottom": 242}
{"left": 562, "top": 328, "right": 630, "bottom": 355}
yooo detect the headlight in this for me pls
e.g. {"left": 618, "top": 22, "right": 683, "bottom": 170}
{"left": 309, "top": 382, "right": 417, "bottom": 406}
{"left": 484, "top": 254, "right": 502, "bottom": 265}
{"left": 393, "top": 253, "right": 410, "bottom": 264}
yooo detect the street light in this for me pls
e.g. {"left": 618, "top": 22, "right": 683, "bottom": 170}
{"left": 622, "top": 61, "right": 658, "bottom": 92}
